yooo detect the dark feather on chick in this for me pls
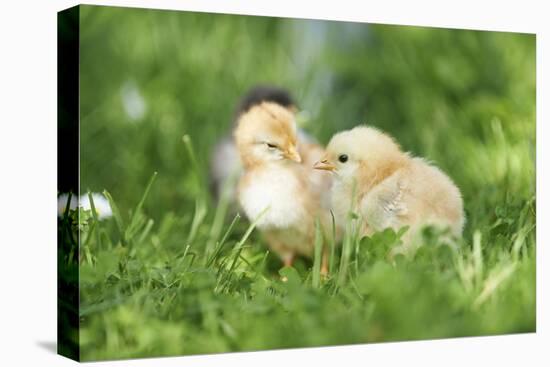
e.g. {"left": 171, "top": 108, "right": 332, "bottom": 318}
{"left": 235, "top": 85, "right": 296, "bottom": 119}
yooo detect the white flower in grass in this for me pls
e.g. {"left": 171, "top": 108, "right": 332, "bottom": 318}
{"left": 57, "top": 192, "right": 113, "bottom": 220}
{"left": 57, "top": 193, "right": 78, "bottom": 217}
{"left": 79, "top": 193, "right": 113, "bottom": 220}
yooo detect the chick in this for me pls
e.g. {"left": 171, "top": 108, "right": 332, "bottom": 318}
{"left": 209, "top": 85, "right": 320, "bottom": 205}
{"left": 235, "top": 101, "right": 329, "bottom": 267}
{"left": 314, "top": 126, "right": 464, "bottom": 251}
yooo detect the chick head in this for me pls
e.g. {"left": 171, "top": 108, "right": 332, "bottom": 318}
{"left": 314, "top": 126, "right": 406, "bottom": 187}
{"left": 234, "top": 102, "right": 301, "bottom": 168}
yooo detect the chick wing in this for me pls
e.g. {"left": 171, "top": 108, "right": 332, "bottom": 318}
{"left": 361, "top": 170, "right": 409, "bottom": 234}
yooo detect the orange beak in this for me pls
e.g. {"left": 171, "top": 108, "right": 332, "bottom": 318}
{"left": 285, "top": 147, "right": 302, "bottom": 163}
{"left": 313, "top": 159, "right": 336, "bottom": 172}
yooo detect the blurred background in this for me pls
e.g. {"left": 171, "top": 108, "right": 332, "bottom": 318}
{"left": 80, "top": 5, "right": 535, "bottom": 237}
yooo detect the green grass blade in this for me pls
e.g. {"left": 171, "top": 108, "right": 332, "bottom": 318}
{"left": 126, "top": 172, "right": 157, "bottom": 241}
{"left": 182, "top": 134, "right": 207, "bottom": 200}
{"left": 329, "top": 210, "right": 337, "bottom": 276}
{"left": 206, "top": 171, "right": 238, "bottom": 258}
{"left": 182, "top": 135, "right": 199, "bottom": 176}
{"left": 62, "top": 192, "right": 73, "bottom": 222}
{"left": 137, "top": 218, "right": 154, "bottom": 245}
{"left": 472, "top": 230, "right": 483, "bottom": 288}
{"left": 312, "top": 218, "right": 323, "bottom": 288}
{"left": 130, "top": 172, "right": 157, "bottom": 226}
{"left": 87, "top": 191, "right": 102, "bottom": 249}
{"left": 226, "top": 207, "right": 269, "bottom": 277}
{"left": 187, "top": 199, "right": 208, "bottom": 245}
{"left": 337, "top": 181, "right": 359, "bottom": 288}
{"left": 103, "top": 190, "right": 126, "bottom": 245}
{"left": 206, "top": 213, "right": 240, "bottom": 267}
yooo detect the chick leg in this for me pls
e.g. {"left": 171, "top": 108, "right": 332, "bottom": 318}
{"left": 282, "top": 252, "right": 295, "bottom": 267}
{"left": 265, "top": 232, "right": 295, "bottom": 267}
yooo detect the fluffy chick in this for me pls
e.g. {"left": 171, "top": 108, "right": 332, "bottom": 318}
{"left": 314, "top": 126, "right": 464, "bottom": 250}
{"left": 209, "top": 85, "right": 321, "bottom": 206}
{"left": 235, "top": 102, "right": 328, "bottom": 266}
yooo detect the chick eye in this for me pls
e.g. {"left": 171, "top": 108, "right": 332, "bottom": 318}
{"left": 266, "top": 143, "right": 278, "bottom": 149}
{"left": 338, "top": 154, "right": 348, "bottom": 163}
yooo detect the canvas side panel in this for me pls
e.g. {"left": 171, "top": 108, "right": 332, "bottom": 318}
{"left": 57, "top": 5, "right": 80, "bottom": 362}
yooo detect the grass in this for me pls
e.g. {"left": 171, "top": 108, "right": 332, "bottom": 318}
{"left": 60, "top": 5, "right": 536, "bottom": 361}
{"left": 71, "top": 169, "right": 535, "bottom": 361}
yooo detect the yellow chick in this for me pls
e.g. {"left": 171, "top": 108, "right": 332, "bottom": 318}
{"left": 235, "top": 101, "right": 329, "bottom": 268}
{"left": 210, "top": 85, "right": 299, "bottom": 203}
{"left": 314, "top": 126, "right": 464, "bottom": 251}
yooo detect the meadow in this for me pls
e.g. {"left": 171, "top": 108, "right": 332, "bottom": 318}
{"left": 60, "top": 5, "right": 535, "bottom": 361}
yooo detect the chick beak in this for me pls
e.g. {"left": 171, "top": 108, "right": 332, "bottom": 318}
{"left": 285, "top": 147, "right": 302, "bottom": 163}
{"left": 313, "top": 159, "right": 336, "bottom": 172}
